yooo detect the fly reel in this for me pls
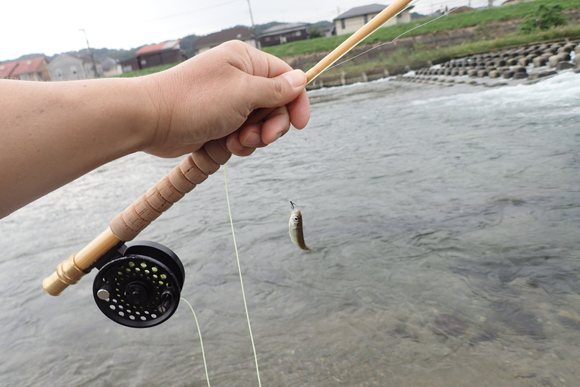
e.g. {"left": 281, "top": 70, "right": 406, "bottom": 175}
{"left": 91, "top": 241, "right": 185, "bottom": 328}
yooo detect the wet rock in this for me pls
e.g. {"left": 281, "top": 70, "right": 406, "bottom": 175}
{"left": 469, "top": 330, "right": 498, "bottom": 346}
{"left": 558, "top": 45, "right": 573, "bottom": 54}
{"left": 432, "top": 313, "right": 468, "bottom": 338}
{"left": 517, "top": 57, "right": 531, "bottom": 66}
{"left": 558, "top": 310, "right": 580, "bottom": 331}
{"left": 468, "top": 69, "right": 478, "bottom": 77}
{"left": 491, "top": 301, "right": 544, "bottom": 338}
{"left": 489, "top": 70, "right": 500, "bottom": 78}
{"left": 575, "top": 46, "right": 580, "bottom": 55}
{"left": 556, "top": 61, "right": 574, "bottom": 70}
{"left": 389, "top": 322, "right": 419, "bottom": 341}
{"left": 512, "top": 65, "right": 527, "bottom": 74}
{"left": 502, "top": 70, "right": 514, "bottom": 79}
{"left": 528, "top": 70, "right": 557, "bottom": 80}
{"left": 533, "top": 56, "right": 547, "bottom": 67}
{"left": 477, "top": 69, "right": 488, "bottom": 77}
{"left": 507, "top": 58, "right": 519, "bottom": 66}
{"left": 548, "top": 53, "right": 571, "bottom": 67}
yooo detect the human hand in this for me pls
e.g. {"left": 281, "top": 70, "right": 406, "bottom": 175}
{"left": 140, "top": 41, "right": 310, "bottom": 158}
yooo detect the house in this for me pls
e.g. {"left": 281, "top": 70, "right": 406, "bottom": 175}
{"left": 120, "top": 40, "right": 187, "bottom": 73}
{"left": 3, "top": 57, "right": 51, "bottom": 81}
{"left": 48, "top": 54, "right": 103, "bottom": 81}
{"left": 0, "top": 61, "right": 19, "bottom": 79}
{"left": 259, "top": 23, "right": 309, "bottom": 47}
{"left": 334, "top": 3, "right": 412, "bottom": 35}
{"left": 194, "top": 26, "right": 257, "bottom": 55}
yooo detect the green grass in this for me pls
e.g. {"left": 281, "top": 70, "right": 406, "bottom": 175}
{"left": 112, "top": 63, "right": 177, "bottom": 78}
{"left": 262, "top": 0, "right": 580, "bottom": 58}
{"left": 319, "top": 24, "right": 580, "bottom": 77}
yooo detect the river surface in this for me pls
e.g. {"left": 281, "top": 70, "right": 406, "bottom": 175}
{"left": 1, "top": 72, "right": 579, "bottom": 387}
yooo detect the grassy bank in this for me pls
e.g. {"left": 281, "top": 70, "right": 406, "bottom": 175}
{"left": 262, "top": 0, "right": 580, "bottom": 58}
{"left": 321, "top": 24, "right": 580, "bottom": 77}
{"left": 113, "top": 63, "right": 176, "bottom": 78}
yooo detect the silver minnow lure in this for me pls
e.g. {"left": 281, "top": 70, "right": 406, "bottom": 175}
{"left": 289, "top": 201, "right": 309, "bottom": 251}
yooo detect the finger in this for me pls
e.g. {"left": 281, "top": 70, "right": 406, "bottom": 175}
{"left": 261, "top": 106, "right": 291, "bottom": 145}
{"left": 246, "top": 70, "right": 307, "bottom": 110}
{"left": 288, "top": 89, "right": 310, "bottom": 130}
{"left": 226, "top": 131, "right": 256, "bottom": 157}
{"left": 220, "top": 41, "right": 294, "bottom": 78}
{"left": 238, "top": 123, "right": 267, "bottom": 148}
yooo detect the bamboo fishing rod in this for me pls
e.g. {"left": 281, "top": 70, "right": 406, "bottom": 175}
{"left": 42, "top": 0, "right": 415, "bottom": 296}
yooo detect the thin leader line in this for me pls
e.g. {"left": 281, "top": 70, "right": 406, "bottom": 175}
{"left": 224, "top": 164, "right": 262, "bottom": 387}
{"left": 181, "top": 297, "right": 211, "bottom": 387}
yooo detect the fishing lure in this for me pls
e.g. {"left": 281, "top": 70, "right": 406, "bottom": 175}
{"left": 289, "top": 201, "right": 310, "bottom": 251}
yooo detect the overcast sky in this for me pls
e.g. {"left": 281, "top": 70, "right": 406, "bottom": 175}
{"left": 1, "top": 0, "right": 481, "bottom": 62}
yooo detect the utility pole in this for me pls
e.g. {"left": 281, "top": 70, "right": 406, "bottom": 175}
{"left": 246, "top": 0, "right": 259, "bottom": 49}
{"left": 79, "top": 29, "right": 99, "bottom": 78}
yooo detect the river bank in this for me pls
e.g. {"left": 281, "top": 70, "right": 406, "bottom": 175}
{"left": 305, "top": 36, "right": 580, "bottom": 90}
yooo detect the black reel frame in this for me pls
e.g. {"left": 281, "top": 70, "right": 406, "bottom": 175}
{"left": 90, "top": 241, "right": 185, "bottom": 328}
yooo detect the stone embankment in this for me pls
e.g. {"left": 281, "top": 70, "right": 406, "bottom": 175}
{"left": 305, "top": 38, "right": 579, "bottom": 90}
{"left": 394, "top": 39, "right": 579, "bottom": 87}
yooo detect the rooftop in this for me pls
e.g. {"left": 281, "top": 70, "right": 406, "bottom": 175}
{"left": 260, "top": 23, "right": 309, "bottom": 36}
{"left": 10, "top": 57, "right": 47, "bottom": 76}
{"left": 195, "top": 26, "right": 253, "bottom": 49}
{"left": 334, "top": 4, "right": 388, "bottom": 20}
{"left": 0, "top": 61, "right": 19, "bottom": 78}
{"left": 135, "top": 40, "right": 181, "bottom": 55}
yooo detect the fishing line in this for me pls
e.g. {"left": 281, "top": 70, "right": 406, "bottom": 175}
{"left": 224, "top": 164, "right": 262, "bottom": 387}
{"left": 328, "top": 6, "right": 460, "bottom": 71}
{"left": 181, "top": 297, "right": 211, "bottom": 387}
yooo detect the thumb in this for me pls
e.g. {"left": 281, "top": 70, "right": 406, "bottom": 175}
{"left": 249, "top": 69, "right": 307, "bottom": 109}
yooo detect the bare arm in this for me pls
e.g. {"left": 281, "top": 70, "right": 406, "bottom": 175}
{"left": 0, "top": 41, "right": 309, "bottom": 219}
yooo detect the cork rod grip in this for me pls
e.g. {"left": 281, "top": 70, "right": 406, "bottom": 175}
{"left": 42, "top": 138, "right": 232, "bottom": 296}
{"left": 110, "top": 138, "right": 231, "bottom": 241}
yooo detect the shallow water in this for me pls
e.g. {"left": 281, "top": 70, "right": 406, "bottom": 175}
{"left": 1, "top": 72, "right": 579, "bottom": 387}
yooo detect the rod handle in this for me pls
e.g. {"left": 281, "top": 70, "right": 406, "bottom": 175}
{"left": 42, "top": 254, "right": 86, "bottom": 296}
{"left": 109, "top": 138, "right": 231, "bottom": 241}
{"left": 42, "top": 138, "right": 232, "bottom": 296}
{"left": 42, "top": 227, "right": 122, "bottom": 295}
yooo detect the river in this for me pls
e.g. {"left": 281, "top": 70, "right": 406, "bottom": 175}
{"left": 1, "top": 71, "right": 579, "bottom": 386}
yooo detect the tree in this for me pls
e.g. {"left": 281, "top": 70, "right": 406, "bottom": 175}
{"left": 308, "top": 25, "right": 324, "bottom": 39}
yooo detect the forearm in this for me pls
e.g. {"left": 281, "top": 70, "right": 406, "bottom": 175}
{"left": 0, "top": 78, "right": 156, "bottom": 218}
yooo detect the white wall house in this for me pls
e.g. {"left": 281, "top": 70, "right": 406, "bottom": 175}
{"left": 334, "top": 3, "right": 412, "bottom": 36}
{"left": 48, "top": 54, "right": 103, "bottom": 81}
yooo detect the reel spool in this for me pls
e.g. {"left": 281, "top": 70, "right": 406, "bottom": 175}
{"left": 91, "top": 241, "right": 185, "bottom": 328}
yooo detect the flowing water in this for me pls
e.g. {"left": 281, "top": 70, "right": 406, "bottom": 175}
{"left": 1, "top": 72, "right": 579, "bottom": 387}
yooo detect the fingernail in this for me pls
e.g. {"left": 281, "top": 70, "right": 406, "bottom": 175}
{"left": 282, "top": 70, "right": 306, "bottom": 88}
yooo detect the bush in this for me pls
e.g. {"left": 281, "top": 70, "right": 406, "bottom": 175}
{"left": 308, "top": 26, "right": 324, "bottom": 39}
{"left": 518, "top": 4, "right": 567, "bottom": 33}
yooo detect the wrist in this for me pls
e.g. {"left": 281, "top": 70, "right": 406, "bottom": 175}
{"left": 129, "top": 75, "right": 168, "bottom": 154}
